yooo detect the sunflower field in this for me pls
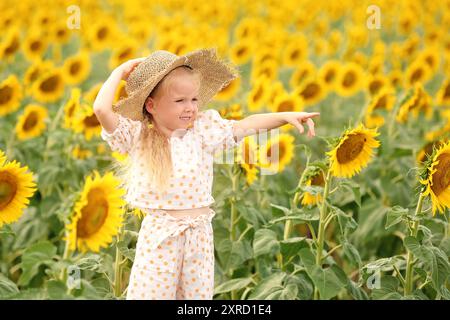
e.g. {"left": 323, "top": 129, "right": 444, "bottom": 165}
{"left": 1, "top": 0, "right": 450, "bottom": 300}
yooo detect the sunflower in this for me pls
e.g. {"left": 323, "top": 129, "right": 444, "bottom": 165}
{"left": 52, "top": 21, "right": 71, "bottom": 44}
{"left": 365, "top": 88, "right": 396, "bottom": 128}
{"left": 247, "top": 76, "right": 271, "bottom": 112}
{"left": 237, "top": 137, "right": 260, "bottom": 185}
{"left": 267, "top": 81, "right": 287, "bottom": 110}
{"left": 230, "top": 39, "right": 254, "bottom": 65}
{"left": 367, "top": 74, "right": 390, "bottom": 96}
{"left": 214, "top": 77, "right": 241, "bottom": 102}
{"left": 113, "top": 80, "right": 128, "bottom": 104}
{"left": 389, "top": 69, "right": 403, "bottom": 88}
{"left": 63, "top": 88, "right": 81, "bottom": 129}
{"left": 420, "top": 141, "right": 450, "bottom": 215}
{"left": 259, "top": 133, "right": 295, "bottom": 173}
{"left": 270, "top": 92, "right": 303, "bottom": 113}
{"left": 109, "top": 39, "right": 138, "bottom": 70}
{"left": 318, "top": 60, "right": 340, "bottom": 91}
{"left": 86, "top": 19, "right": 117, "bottom": 52}
{"left": 251, "top": 59, "right": 278, "bottom": 83}
{"left": 396, "top": 84, "right": 433, "bottom": 123}
{"left": 327, "top": 124, "right": 380, "bottom": 178}
{"left": 0, "top": 153, "right": 37, "bottom": 227}
{"left": 0, "top": 75, "right": 23, "bottom": 116}
{"left": 282, "top": 35, "right": 308, "bottom": 66}
{"left": 22, "top": 31, "right": 48, "bottom": 62}
{"left": 289, "top": 60, "right": 317, "bottom": 89}
{"left": 301, "top": 171, "right": 325, "bottom": 206}
{"left": 335, "top": 62, "right": 365, "bottom": 97}
{"left": 404, "top": 60, "right": 432, "bottom": 88}
{"left": 0, "top": 27, "right": 20, "bottom": 61}
{"left": 416, "top": 139, "right": 448, "bottom": 164}
{"left": 253, "top": 48, "right": 279, "bottom": 67}
{"left": 15, "top": 104, "right": 48, "bottom": 140}
{"left": 417, "top": 46, "right": 440, "bottom": 74}
{"left": 436, "top": 79, "right": 450, "bottom": 106}
{"left": 72, "top": 145, "right": 93, "bottom": 160}
{"left": 31, "top": 68, "right": 65, "bottom": 103}
{"left": 72, "top": 104, "right": 102, "bottom": 141}
{"left": 65, "top": 171, "right": 125, "bottom": 252}
{"left": 219, "top": 103, "right": 243, "bottom": 120}
{"left": 83, "top": 82, "right": 103, "bottom": 104}
{"left": 294, "top": 78, "right": 326, "bottom": 106}
{"left": 62, "top": 51, "right": 91, "bottom": 85}
{"left": 23, "top": 60, "right": 54, "bottom": 94}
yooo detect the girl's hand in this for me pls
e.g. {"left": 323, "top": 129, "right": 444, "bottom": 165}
{"left": 282, "top": 112, "right": 320, "bottom": 138}
{"left": 114, "top": 57, "right": 146, "bottom": 81}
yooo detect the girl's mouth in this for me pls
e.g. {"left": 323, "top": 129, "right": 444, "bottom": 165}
{"left": 179, "top": 116, "right": 192, "bottom": 121}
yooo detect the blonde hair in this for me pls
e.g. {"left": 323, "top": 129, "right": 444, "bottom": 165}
{"left": 114, "top": 66, "right": 201, "bottom": 196}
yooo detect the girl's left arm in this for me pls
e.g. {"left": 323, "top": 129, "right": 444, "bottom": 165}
{"left": 233, "top": 111, "right": 320, "bottom": 140}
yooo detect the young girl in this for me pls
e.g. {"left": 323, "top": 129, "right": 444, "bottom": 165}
{"left": 94, "top": 48, "right": 320, "bottom": 300}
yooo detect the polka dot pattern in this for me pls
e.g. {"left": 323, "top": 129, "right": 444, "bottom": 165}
{"left": 126, "top": 208, "right": 215, "bottom": 300}
{"left": 100, "top": 109, "right": 244, "bottom": 210}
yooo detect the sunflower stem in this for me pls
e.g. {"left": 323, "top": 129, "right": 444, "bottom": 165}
{"left": 43, "top": 100, "right": 66, "bottom": 164}
{"left": 404, "top": 192, "right": 425, "bottom": 297}
{"left": 114, "top": 227, "right": 124, "bottom": 299}
{"left": 313, "top": 169, "right": 332, "bottom": 300}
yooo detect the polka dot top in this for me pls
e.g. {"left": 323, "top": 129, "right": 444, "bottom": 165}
{"left": 100, "top": 109, "right": 244, "bottom": 210}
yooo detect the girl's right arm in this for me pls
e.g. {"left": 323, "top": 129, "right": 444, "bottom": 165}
{"left": 93, "top": 58, "right": 145, "bottom": 133}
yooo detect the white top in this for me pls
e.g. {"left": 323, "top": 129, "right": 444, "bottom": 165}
{"left": 100, "top": 109, "right": 244, "bottom": 210}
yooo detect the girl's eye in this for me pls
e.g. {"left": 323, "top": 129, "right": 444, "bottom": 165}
{"left": 176, "top": 99, "right": 183, "bottom": 102}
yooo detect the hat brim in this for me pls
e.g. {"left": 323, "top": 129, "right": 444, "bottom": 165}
{"left": 112, "top": 48, "right": 240, "bottom": 122}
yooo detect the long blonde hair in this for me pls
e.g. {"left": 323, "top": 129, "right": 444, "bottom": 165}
{"left": 114, "top": 66, "right": 200, "bottom": 196}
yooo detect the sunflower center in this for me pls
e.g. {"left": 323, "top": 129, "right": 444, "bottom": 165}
{"left": 0, "top": 86, "right": 13, "bottom": 104}
{"left": 278, "top": 100, "right": 294, "bottom": 112}
{"left": 431, "top": 153, "right": 450, "bottom": 196}
{"left": 410, "top": 68, "right": 423, "bottom": 84}
{"left": 336, "top": 133, "right": 367, "bottom": 164}
{"left": 76, "top": 189, "right": 109, "bottom": 238}
{"left": 39, "top": 75, "right": 60, "bottom": 92}
{"left": 325, "top": 69, "right": 336, "bottom": 83}
{"left": 444, "top": 83, "right": 450, "bottom": 99}
{"left": 301, "top": 83, "right": 320, "bottom": 99}
{"left": 23, "top": 111, "right": 39, "bottom": 131}
{"left": 5, "top": 37, "right": 20, "bottom": 56}
{"left": 83, "top": 114, "right": 100, "bottom": 127}
{"left": 253, "top": 85, "right": 264, "bottom": 103}
{"left": 119, "top": 48, "right": 132, "bottom": 61}
{"left": 374, "top": 94, "right": 387, "bottom": 110}
{"left": 97, "top": 27, "right": 108, "bottom": 41}
{"left": 343, "top": 71, "right": 356, "bottom": 87}
{"left": 311, "top": 173, "right": 325, "bottom": 186}
{"left": 267, "top": 142, "right": 286, "bottom": 163}
{"left": 236, "top": 47, "right": 247, "bottom": 57}
{"left": 369, "top": 80, "right": 382, "bottom": 95}
{"left": 0, "top": 172, "right": 17, "bottom": 210}
{"left": 30, "top": 41, "right": 41, "bottom": 52}
{"left": 70, "top": 61, "right": 81, "bottom": 75}
{"left": 290, "top": 50, "right": 300, "bottom": 60}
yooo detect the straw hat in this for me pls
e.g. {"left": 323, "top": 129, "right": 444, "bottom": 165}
{"left": 112, "top": 48, "right": 240, "bottom": 121}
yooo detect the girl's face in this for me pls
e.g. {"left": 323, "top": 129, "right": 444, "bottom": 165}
{"left": 145, "top": 71, "right": 200, "bottom": 136}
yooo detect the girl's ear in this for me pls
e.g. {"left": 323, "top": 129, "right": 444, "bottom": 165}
{"left": 144, "top": 96, "right": 155, "bottom": 114}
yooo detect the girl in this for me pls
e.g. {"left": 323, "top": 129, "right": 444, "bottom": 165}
{"left": 94, "top": 48, "right": 320, "bottom": 300}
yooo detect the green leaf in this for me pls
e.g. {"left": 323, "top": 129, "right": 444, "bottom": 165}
{"left": 371, "top": 276, "right": 403, "bottom": 300}
{"left": 253, "top": 229, "right": 280, "bottom": 257}
{"left": 340, "top": 180, "right": 361, "bottom": 207}
{"left": 299, "top": 248, "right": 346, "bottom": 300}
{"left": 280, "top": 237, "right": 308, "bottom": 259}
{"left": 0, "top": 273, "right": 19, "bottom": 298}
{"left": 266, "top": 207, "right": 319, "bottom": 226}
{"left": 248, "top": 272, "right": 286, "bottom": 300}
{"left": 18, "top": 241, "right": 57, "bottom": 286}
{"left": 226, "top": 240, "right": 253, "bottom": 270}
{"left": 342, "top": 241, "right": 362, "bottom": 267}
{"left": 46, "top": 280, "right": 73, "bottom": 300}
{"left": 269, "top": 203, "right": 291, "bottom": 215}
{"left": 331, "top": 205, "right": 358, "bottom": 235}
{"left": 403, "top": 237, "right": 434, "bottom": 263}
{"left": 214, "top": 277, "right": 253, "bottom": 295}
{"left": 385, "top": 205, "right": 409, "bottom": 229}
{"left": 74, "top": 254, "right": 103, "bottom": 271}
